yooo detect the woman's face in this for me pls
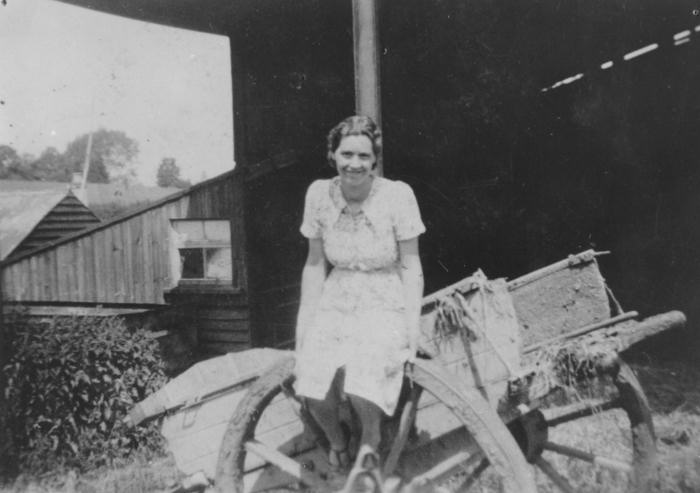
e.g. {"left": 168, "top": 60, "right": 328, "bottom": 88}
{"left": 333, "top": 134, "right": 376, "bottom": 188}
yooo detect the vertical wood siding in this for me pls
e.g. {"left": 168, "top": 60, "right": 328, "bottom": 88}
{"left": 1, "top": 173, "right": 248, "bottom": 305}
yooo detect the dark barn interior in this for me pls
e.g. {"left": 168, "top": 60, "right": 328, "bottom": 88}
{"left": 58, "top": 0, "right": 700, "bottom": 356}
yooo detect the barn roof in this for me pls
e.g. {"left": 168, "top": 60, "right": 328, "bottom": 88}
{"left": 0, "top": 190, "right": 70, "bottom": 260}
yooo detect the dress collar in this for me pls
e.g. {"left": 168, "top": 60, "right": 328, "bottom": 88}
{"left": 329, "top": 175, "right": 383, "bottom": 223}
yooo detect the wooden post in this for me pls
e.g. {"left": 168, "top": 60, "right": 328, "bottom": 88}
{"left": 352, "top": 0, "right": 383, "bottom": 176}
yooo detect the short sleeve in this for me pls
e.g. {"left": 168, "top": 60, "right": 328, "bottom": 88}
{"left": 299, "top": 180, "right": 323, "bottom": 239}
{"left": 393, "top": 182, "right": 426, "bottom": 241}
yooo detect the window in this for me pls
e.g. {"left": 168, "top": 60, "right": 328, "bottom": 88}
{"left": 170, "top": 219, "right": 232, "bottom": 283}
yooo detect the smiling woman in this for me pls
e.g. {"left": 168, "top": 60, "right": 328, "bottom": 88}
{"left": 294, "top": 115, "right": 426, "bottom": 473}
{"left": 0, "top": 0, "right": 234, "bottom": 186}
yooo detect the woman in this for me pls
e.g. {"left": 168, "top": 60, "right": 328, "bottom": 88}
{"left": 294, "top": 115, "right": 425, "bottom": 471}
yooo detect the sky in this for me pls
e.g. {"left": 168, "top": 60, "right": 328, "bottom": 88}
{"left": 0, "top": 0, "right": 234, "bottom": 185}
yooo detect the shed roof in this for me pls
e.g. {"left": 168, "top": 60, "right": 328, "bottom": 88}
{"left": 0, "top": 190, "right": 69, "bottom": 260}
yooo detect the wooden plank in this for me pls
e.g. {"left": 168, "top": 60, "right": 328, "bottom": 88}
{"left": 197, "top": 308, "right": 249, "bottom": 321}
{"left": 150, "top": 210, "right": 163, "bottom": 303}
{"left": 4, "top": 266, "right": 15, "bottom": 300}
{"left": 7, "top": 265, "right": 15, "bottom": 300}
{"left": 56, "top": 245, "right": 69, "bottom": 301}
{"left": 15, "top": 262, "right": 27, "bottom": 301}
{"left": 70, "top": 242, "right": 80, "bottom": 300}
{"left": 28, "top": 256, "right": 39, "bottom": 300}
{"left": 103, "top": 227, "right": 115, "bottom": 301}
{"left": 130, "top": 216, "right": 144, "bottom": 302}
{"left": 82, "top": 233, "right": 95, "bottom": 302}
{"left": 76, "top": 238, "right": 86, "bottom": 300}
{"left": 122, "top": 221, "right": 134, "bottom": 303}
{"left": 93, "top": 231, "right": 106, "bottom": 302}
{"left": 49, "top": 250, "right": 59, "bottom": 300}
{"left": 112, "top": 224, "right": 125, "bottom": 303}
{"left": 36, "top": 254, "right": 46, "bottom": 300}
{"left": 34, "top": 255, "right": 44, "bottom": 300}
{"left": 198, "top": 318, "right": 250, "bottom": 332}
{"left": 158, "top": 205, "right": 175, "bottom": 298}
{"left": 199, "top": 329, "right": 251, "bottom": 344}
{"left": 144, "top": 211, "right": 156, "bottom": 303}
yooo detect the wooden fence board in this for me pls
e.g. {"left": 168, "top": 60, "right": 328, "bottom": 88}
{"left": 82, "top": 234, "right": 95, "bottom": 302}
{"left": 112, "top": 224, "right": 125, "bottom": 303}
{"left": 93, "top": 232, "right": 106, "bottom": 302}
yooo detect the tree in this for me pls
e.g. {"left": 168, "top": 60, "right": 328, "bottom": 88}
{"left": 62, "top": 129, "right": 139, "bottom": 184}
{"left": 27, "top": 147, "right": 71, "bottom": 182}
{"left": 156, "top": 158, "right": 191, "bottom": 188}
{"left": 0, "top": 145, "right": 32, "bottom": 180}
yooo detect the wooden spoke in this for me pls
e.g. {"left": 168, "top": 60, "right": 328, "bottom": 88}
{"left": 244, "top": 440, "right": 325, "bottom": 489}
{"left": 455, "top": 457, "right": 490, "bottom": 491}
{"left": 384, "top": 386, "right": 421, "bottom": 476}
{"left": 535, "top": 457, "right": 576, "bottom": 493}
{"left": 408, "top": 450, "right": 484, "bottom": 488}
{"left": 545, "top": 398, "right": 620, "bottom": 428}
{"left": 543, "top": 441, "right": 633, "bottom": 473}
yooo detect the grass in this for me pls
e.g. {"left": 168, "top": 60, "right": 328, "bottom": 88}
{"left": 3, "top": 356, "right": 700, "bottom": 492}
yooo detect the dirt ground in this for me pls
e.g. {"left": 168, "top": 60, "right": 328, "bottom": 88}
{"left": 4, "top": 355, "right": 700, "bottom": 493}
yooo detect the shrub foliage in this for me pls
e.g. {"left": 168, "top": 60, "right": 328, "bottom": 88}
{"left": 4, "top": 314, "right": 168, "bottom": 473}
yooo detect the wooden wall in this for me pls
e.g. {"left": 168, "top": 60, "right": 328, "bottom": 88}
{"left": 0, "top": 171, "right": 247, "bottom": 306}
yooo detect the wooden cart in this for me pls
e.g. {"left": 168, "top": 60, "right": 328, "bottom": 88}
{"left": 130, "top": 250, "right": 685, "bottom": 492}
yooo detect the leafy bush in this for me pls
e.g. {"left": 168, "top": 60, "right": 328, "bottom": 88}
{"left": 3, "top": 314, "right": 168, "bottom": 473}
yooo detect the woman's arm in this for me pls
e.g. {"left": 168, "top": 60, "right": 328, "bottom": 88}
{"left": 398, "top": 237, "right": 424, "bottom": 362}
{"left": 296, "top": 237, "right": 327, "bottom": 352}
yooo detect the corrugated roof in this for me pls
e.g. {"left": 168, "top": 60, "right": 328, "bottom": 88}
{"left": 0, "top": 190, "right": 68, "bottom": 260}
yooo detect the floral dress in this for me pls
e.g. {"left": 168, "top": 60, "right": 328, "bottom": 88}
{"left": 294, "top": 176, "right": 425, "bottom": 415}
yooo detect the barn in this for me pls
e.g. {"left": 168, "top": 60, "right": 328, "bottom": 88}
{"left": 4, "top": 0, "right": 699, "bottom": 357}
{"left": 0, "top": 152, "right": 305, "bottom": 356}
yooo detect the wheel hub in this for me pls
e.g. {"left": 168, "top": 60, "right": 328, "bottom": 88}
{"left": 508, "top": 410, "right": 549, "bottom": 463}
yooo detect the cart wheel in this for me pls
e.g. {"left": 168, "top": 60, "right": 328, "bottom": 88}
{"left": 387, "top": 358, "right": 537, "bottom": 493}
{"left": 215, "top": 356, "right": 537, "bottom": 493}
{"left": 215, "top": 355, "right": 331, "bottom": 492}
{"left": 519, "top": 356, "right": 656, "bottom": 493}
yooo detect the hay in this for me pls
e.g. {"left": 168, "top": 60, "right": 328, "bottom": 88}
{"left": 530, "top": 333, "right": 624, "bottom": 401}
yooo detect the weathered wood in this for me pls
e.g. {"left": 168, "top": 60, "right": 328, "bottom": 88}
{"left": 92, "top": 232, "right": 106, "bottom": 302}
{"left": 608, "top": 311, "right": 686, "bottom": 352}
{"left": 200, "top": 308, "right": 249, "bottom": 321}
{"left": 112, "top": 224, "right": 125, "bottom": 303}
{"left": 29, "top": 256, "right": 39, "bottom": 300}
{"left": 143, "top": 212, "right": 155, "bottom": 303}
{"left": 200, "top": 327, "right": 251, "bottom": 344}
{"left": 352, "top": 0, "right": 382, "bottom": 175}
{"left": 524, "top": 311, "right": 639, "bottom": 354}
{"left": 121, "top": 222, "right": 134, "bottom": 303}
{"left": 510, "top": 256, "right": 610, "bottom": 347}
{"left": 82, "top": 235, "right": 95, "bottom": 302}
{"left": 507, "top": 250, "right": 606, "bottom": 291}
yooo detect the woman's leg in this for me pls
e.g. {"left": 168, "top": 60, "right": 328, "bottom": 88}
{"left": 305, "top": 371, "right": 347, "bottom": 451}
{"left": 347, "top": 394, "right": 382, "bottom": 452}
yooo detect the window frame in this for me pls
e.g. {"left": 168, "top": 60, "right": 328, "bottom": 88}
{"left": 169, "top": 218, "right": 234, "bottom": 287}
